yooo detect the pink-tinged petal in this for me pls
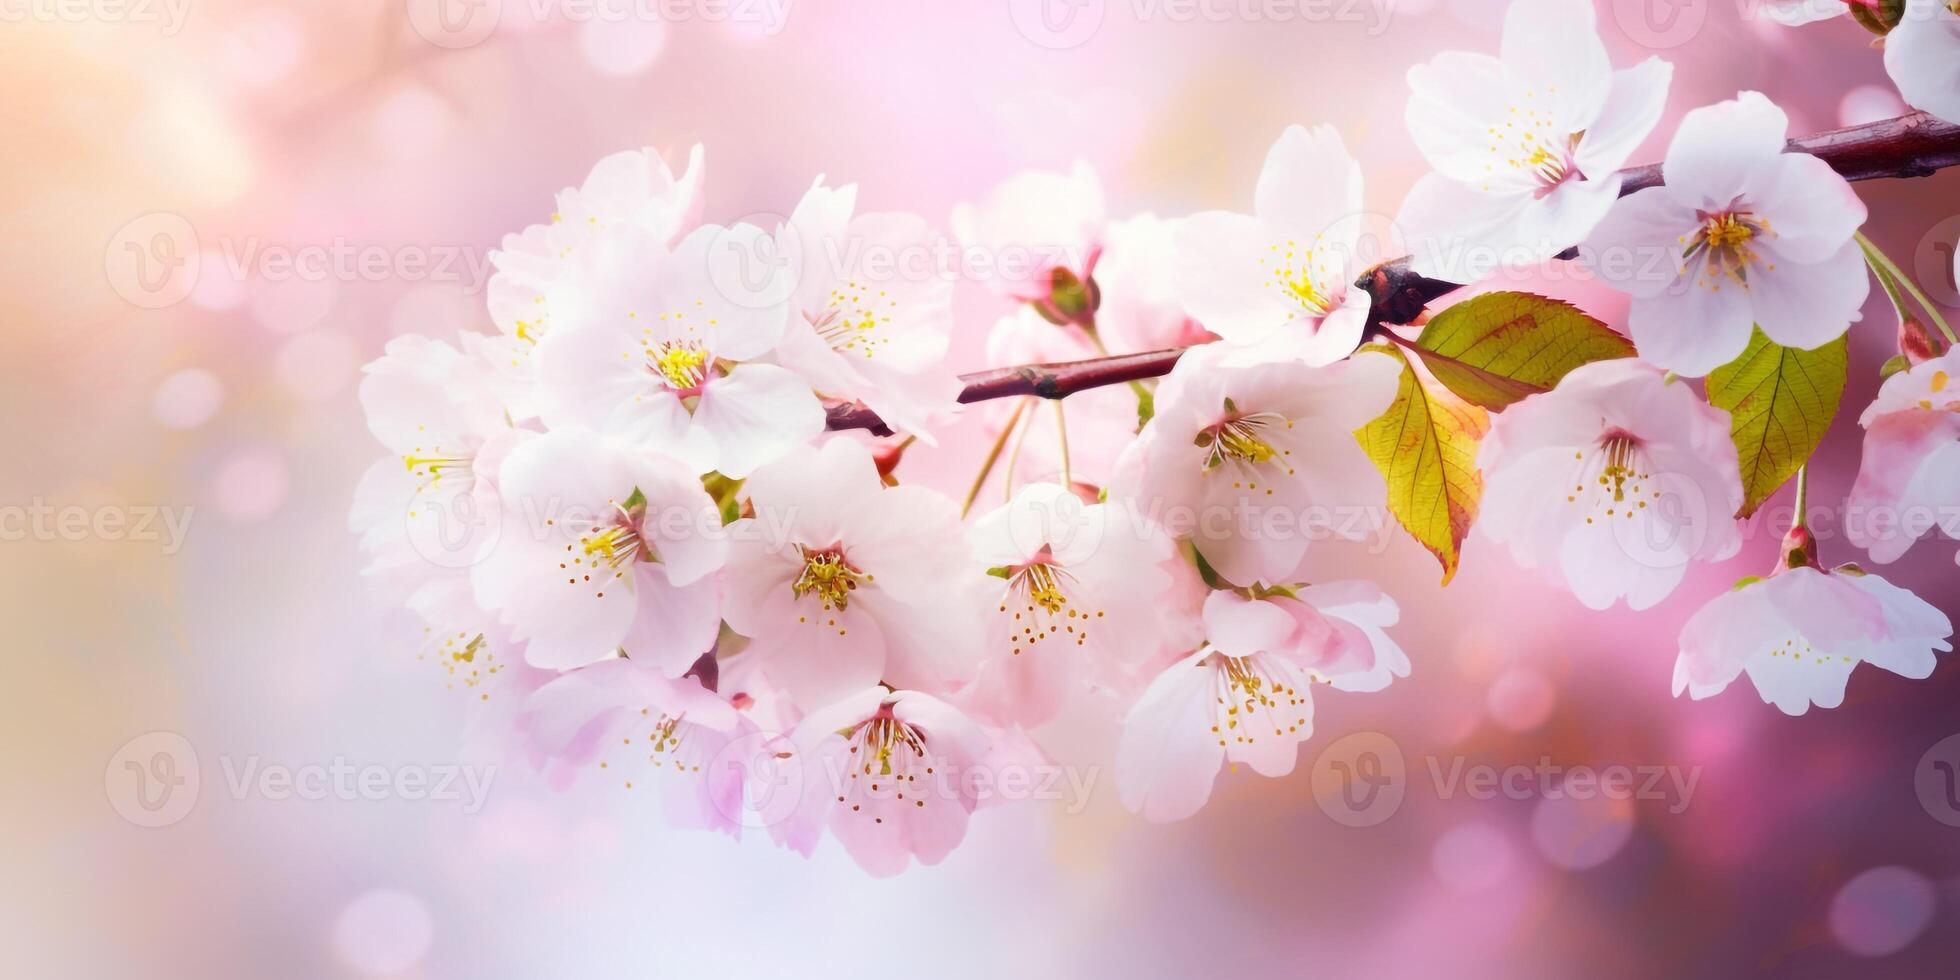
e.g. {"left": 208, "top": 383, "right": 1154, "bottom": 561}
{"left": 750, "top": 598, "right": 889, "bottom": 708}
{"left": 1116, "top": 651, "right": 1228, "bottom": 823}
{"left": 535, "top": 323, "right": 714, "bottom": 470}
{"left": 1843, "top": 570, "right": 1953, "bottom": 679}
{"left": 1674, "top": 585, "right": 1778, "bottom": 696}
{"left": 1171, "top": 211, "right": 1298, "bottom": 346}
{"left": 718, "top": 528, "right": 801, "bottom": 638}
{"left": 1744, "top": 642, "right": 1857, "bottom": 715}
{"left": 1254, "top": 125, "right": 1364, "bottom": 245}
{"left": 1625, "top": 273, "right": 1757, "bottom": 378}
{"left": 658, "top": 223, "right": 792, "bottom": 360}
{"left": 1499, "top": 0, "right": 1613, "bottom": 130}
{"left": 1295, "top": 289, "right": 1373, "bottom": 367}
{"left": 959, "top": 637, "right": 1084, "bottom": 728}
{"left": 1764, "top": 567, "right": 1888, "bottom": 652}
{"left": 1846, "top": 412, "right": 1959, "bottom": 562}
{"left": 1517, "top": 173, "right": 1624, "bottom": 259}
{"left": 1662, "top": 91, "right": 1789, "bottom": 210}
{"left": 1574, "top": 58, "right": 1672, "bottom": 177}
{"left": 1396, "top": 174, "right": 1536, "bottom": 283}
{"left": 1751, "top": 153, "right": 1867, "bottom": 265}
{"left": 1405, "top": 51, "right": 1524, "bottom": 185}
{"left": 1220, "top": 655, "right": 1316, "bottom": 777}
{"left": 690, "top": 363, "right": 824, "bottom": 479}
{"left": 1558, "top": 510, "right": 1689, "bottom": 612}
{"left": 621, "top": 569, "right": 721, "bottom": 676}
{"left": 1584, "top": 187, "right": 1692, "bottom": 299}
{"left": 1202, "top": 590, "right": 1299, "bottom": 658}
{"left": 1749, "top": 239, "right": 1868, "bottom": 353}
{"left": 889, "top": 690, "right": 992, "bottom": 765}
{"left": 1886, "top": 1, "right": 1960, "bottom": 125}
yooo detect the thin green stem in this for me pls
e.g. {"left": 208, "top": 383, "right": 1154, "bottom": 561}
{"left": 961, "top": 399, "right": 1027, "bottom": 518}
{"left": 1002, "top": 397, "right": 1036, "bottom": 504}
{"left": 1052, "top": 400, "right": 1072, "bottom": 489}
{"left": 1857, "top": 231, "right": 1958, "bottom": 344}
{"left": 1792, "top": 465, "right": 1810, "bottom": 531}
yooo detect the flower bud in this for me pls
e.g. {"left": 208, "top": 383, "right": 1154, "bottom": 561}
{"left": 1899, "top": 315, "right": 1948, "bottom": 366}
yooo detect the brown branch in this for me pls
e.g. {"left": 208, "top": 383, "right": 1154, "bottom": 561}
{"left": 826, "top": 111, "right": 1960, "bottom": 435}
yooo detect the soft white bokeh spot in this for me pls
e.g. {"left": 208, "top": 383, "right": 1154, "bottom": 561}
{"left": 1487, "top": 667, "right": 1556, "bottom": 732}
{"left": 333, "top": 889, "right": 435, "bottom": 975}
{"left": 152, "top": 368, "right": 225, "bottom": 430}
{"left": 1839, "top": 84, "right": 1907, "bottom": 128}
{"left": 212, "top": 448, "right": 290, "bottom": 524}
{"left": 274, "top": 330, "right": 361, "bottom": 402}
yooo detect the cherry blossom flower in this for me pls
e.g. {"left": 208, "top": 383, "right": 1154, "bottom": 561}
{"left": 771, "top": 686, "right": 997, "bottom": 876}
{"left": 1398, "top": 0, "right": 1672, "bottom": 282}
{"left": 1846, "top": 348, "right": 1960, "bottom": 563}
{"left": 1674, "top": 553, "right": 1951, "bottom": 715}
{"left": 720, "top": 439, "right": 985, "bottom": 707}
{"left": 471, "top": 428, "right": 726, "bottom": 672}
{"left": 533, "top": 222, "right": 823, "bottom": 478}
{"left": 353, "top": 333, "right": 519, "bottom": 578}
{"left": 768, "top": 178, "right": 962, "bottom": 440}
{"left": 484, "top": 146, "right": 705, "bottom": 417}
{"left": 1115, "top": 588, "right": 1402, "bottom": 822}
{"left": 516, "top": 657, "right": 751, "bottom": 834}
{"left": 961, "top": 483, "right": 1183, "bottom": 727}
{"left": 1886, "top": 0, "right": 1960, "bottom": 125}
{"left": 1113, "top": 345, "right": 1400, "bottom": 587}
{"left": 1172, "top": 125, "right": 1378, "bottom": 366}
{"left": 951, "top": 162, "right": 1105, "bottom": 317}
{"left": 1585, "top": 91, "right": 1871, "bottom": 377}
{"left": 1479, "top": 359, "right": 1745, "bottom": 610}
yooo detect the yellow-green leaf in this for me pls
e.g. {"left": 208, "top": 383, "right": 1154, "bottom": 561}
{"left": 1706, "top": 327, "right": 1848, "bottom": 518}
{"left": 1358, "top": 345, "right": 1488, "bottom": 584}
{"left": 1410, "top": 291, "right": 1636, "bottom": 410}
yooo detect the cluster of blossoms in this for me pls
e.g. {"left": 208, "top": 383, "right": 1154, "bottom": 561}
{"left": 354, "top": 0, "right": 1958, "bottom": 874}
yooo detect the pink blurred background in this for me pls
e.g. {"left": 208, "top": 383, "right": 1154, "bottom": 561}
{"left": 10, "top": 1, "right": 1960, "bottom": 976}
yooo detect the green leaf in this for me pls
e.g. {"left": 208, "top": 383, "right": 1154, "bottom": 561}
{"left": 1706, "top": 327, "right": 1848, "bottom": 518}
{"left": 1408, "top": 291, "right": 1636, "bottom": 410}
{"left": 1357, "top": 345, "right": 1488, "bottom": 584}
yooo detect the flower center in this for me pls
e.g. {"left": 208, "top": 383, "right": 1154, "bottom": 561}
{"left": 810, "top": 281, "right": 895, "bottom": 359}
{"left": 1485, "top": 93, "right": 1583, "bottom": 194}
{"left": 420, "top": 627, "right": 504, "bottom": 697}
{"left": 998, "top": 560, "right": 1106, "bottom": 656}
{"left": 646, "top": 340, "right": 713, "bottom": 391}
{"left": 557, "top": 495, "right": 654, "bottom": 600}
{"left": 1262, "top": 238, "right": 1340, "bottom": 316}
{"left": 602, "top": 706, "right": 711, "bottom": 791}
{"left": 1198, "top": 408, "right": 1298, "bottom": 494}
{"left": 1565, "top": 432, "right": 1658, "bottom": 524}
{"left": 835, "top": 710, "right": 936, "bottom": 818}
{"left": 1686, "top": 207, "right": 1776, "bottom": 289}
{"left": 402, "top": 452, "right": 473, "bottom": 496}
{"left": 791, "top": 546, "right": 869, "bottom": 611}
{"left": 1207, "top": 652, "right": 1314, "bottom": 749}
